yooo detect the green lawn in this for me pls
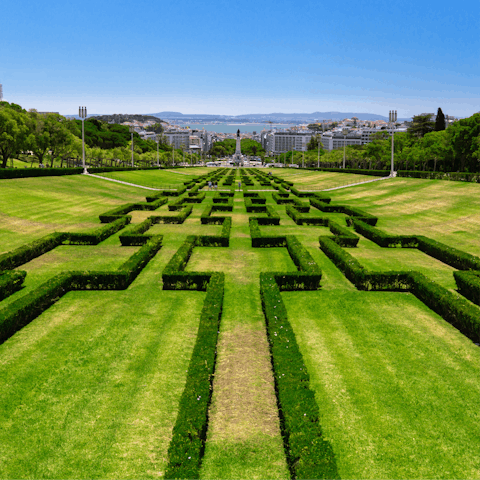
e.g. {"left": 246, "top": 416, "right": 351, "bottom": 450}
{"left": 283, "top": 290, "right": 480, "bottom": 479}
{"left": 1, "top": 168, "right": 480, "bottom": 479}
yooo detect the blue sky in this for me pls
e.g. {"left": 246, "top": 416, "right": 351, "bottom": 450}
{"left": 1, "top": 0, "right": 479, "bottom": 117}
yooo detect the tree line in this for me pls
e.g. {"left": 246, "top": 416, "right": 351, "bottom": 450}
{"left": 0, "top": 102, "right": 196, "bottom": 169}
{"left": 277, "top": 110, "right": 480, "bottom": 171}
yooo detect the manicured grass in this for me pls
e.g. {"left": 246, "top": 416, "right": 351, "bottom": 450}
{"left": 283, "top": 290, "right": 480, "bottom": 479}
{"left": 96, "top": 168, "right": 206, "bottom": 187}
{"left": 328, "top": 176, "right": 480, "bottom": 256}
{"left": 272, "top": 168, "right": 383, "bottom": 189}
{"left": 0, "top": 175, "right": 146, "bottom": 254}
{"left": 2, "top": 168, "right": 480, "bottom": 479}
{"left": 0, "top": 250, "right": 206, "bottom": 479}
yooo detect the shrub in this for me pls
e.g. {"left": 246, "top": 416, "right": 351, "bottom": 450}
{"left": 260, "top": 273, "right": 339, "bottom": 479}
{"left": 0, "top": 232, "right": 66, "bottom": 270}
{"left": 197, "top": 218, "right": 231, "bottom": 247}
{"left": 0, "top": 270, "right": 26, "bottom": 301}
{"left": 286, "top": 206, "right": 327, "bottom": 226}
{"left": 454, "top": 270, "right": 480, "bottom": 306}
{"left": 152, "top": 205, "right": 193, "bottom": 224}
{"left": 249, "top": 218, "right": 286, "bottom": 248}
{"left": 328, "top": 220, "right": 359, "bottom": 247}
{"left": 65, "top": 217, "right": 130, "bottom": 245}
{"left": 164, "top": 272, "right": 225, "bottom": 479}
{"left": 351, "top": 219, "right": 418, "bottom": 248}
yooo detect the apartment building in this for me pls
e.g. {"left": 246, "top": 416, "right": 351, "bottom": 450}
{"left": 261, "top": 131, "right": 313, "bottom": 153}
{"left": 165, "top": 129, "right": 211, "bottom": 151}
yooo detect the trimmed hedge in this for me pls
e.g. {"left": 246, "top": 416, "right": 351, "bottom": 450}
{"left": 397, "top": 170, "right": 480, "bottom": 183}
{"left": 260, "top": 273, "right": 339, "bottom": 479}
{"left": 119, "top": 217, "right": 156, "bottom": 246}
{"left": 249, "top": 218, "right": 286, "bottom": 248}
{"left": 319, "top": 236, "right": 480, "bottom": 342}
{"left": 307, "top": 167, "right": 388, "bottom": 177}
{"left": 164, "top": 272, "right": 224, "bottom": 479}
{"left": 0, "top": 270, "right": 26, "bottom": 301}
{"left": 152, "top": 205, "right": 193, "bottom": 224}
{"left": 328, "top": 221, "right": 359, "bottom": 247}
{"left": 351, "top": 219, "right": 418, "bottom": 248}
{"left": 416, "top": 236, "right": 480, "bottom": 270}
{"left": 65, "top": 217, "right": 130, "bottom": 245}
{"left": 162, "top": 236, "right": 212, "bottom": 290}
{"left": 0, "top": 237, "right": 162, "bottom": 344}
{"left": 197, "top": 218, "right": 232, "bottom": 247}
{"left": 99, "top": 197, "right": 167, "bottom": 223}
{"left": 454, "top": 270, "right": 480, "bottom": 306}
{"left": 286, "top": 205, "right": 327, "bottom": 226}
{"left": 0, "top": 232, "right": 66, "bottom": 270}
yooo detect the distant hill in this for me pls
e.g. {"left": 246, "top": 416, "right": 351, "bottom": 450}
{"left": 150, "top": 111, "right": 411, "bottom": 122}
{"left": 66, "top": 113, "right": 164, "bottom": 123}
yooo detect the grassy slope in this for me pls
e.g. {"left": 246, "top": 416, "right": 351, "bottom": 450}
{"left": 0, "top": 175, "right": 147, "bottom": 254}
{"left": 272, "top": 168, "right": 383, "bottom": 188}
{"left": 283, "top": 291, "right": 480, "bottom": 479}
{"left": 328, "top": 176, "right": 480, "bottom": 256}
{"left": 0, "top": 248, "right": 206, "bottom": 479}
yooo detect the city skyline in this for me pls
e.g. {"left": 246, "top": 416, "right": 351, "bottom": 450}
{"left": 1, "top": 0, "right": 479, "bottom": 118}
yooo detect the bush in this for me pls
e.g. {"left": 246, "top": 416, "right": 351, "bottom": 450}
{"left": 286, "top": 206, "right": 327, "bottom": 226}
{"left": 0, "top": 270, "right": 26, "bottom": 301}
{"left": 328, "top": 220, "right": 359, "bottom": 247}
{"left": 65, "top": 217, "right": 130, "bottom": 245}
{"left": 454, "top": 271, "right": 480, "bottom": 306}
{"left": 152, "top": 205, "right": 193, "bottom": 224}
{"left": 197, "top": 218, "right": 231, "bottom": 247}
{"left": 164, "top": 272, "right": 225, "bottom": 479}
{"left": 351, "top": 219, "right": 418, "bottom": 248}
{"left": 249, "top": 219, "right": 286, "bottom": 248}
{"left": 0, "top": 232, "right": 66, "bottom": 270}
{"left": 260, "top": 273, "right": 339, "bottom": 479}
{"left": 0, "top": 237, "right": 163, "bottom": 344}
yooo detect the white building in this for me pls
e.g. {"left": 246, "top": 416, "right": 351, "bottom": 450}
{"left": 261, "top": 131, "right": 313, "bottom": 154}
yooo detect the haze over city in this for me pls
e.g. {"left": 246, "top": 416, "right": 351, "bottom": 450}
{"left": 1, "top": 0, "right": 479, "bottom": 118}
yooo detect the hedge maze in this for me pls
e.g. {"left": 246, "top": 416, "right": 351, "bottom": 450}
{"left": 0, "top": 167, "right": 479, "bottom": 479}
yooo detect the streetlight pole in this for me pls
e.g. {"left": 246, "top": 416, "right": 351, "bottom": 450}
{"left": 79, "top": 106, "right": 87, "bottom": 174}
{"left": 155, "top": 135, "right": 160, "bottom": 167}
{"left": 389, "top": 110, "right": 397, "bottom": 176}
{"left": 129, "top": 126, "right": 135, "bottom": 167}
{"left": 342, "top": 128, "right": 349, "bottom": 169}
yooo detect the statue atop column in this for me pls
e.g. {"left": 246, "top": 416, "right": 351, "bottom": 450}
{"left": 234, "top": 129, "right": 243, "bottom": 165}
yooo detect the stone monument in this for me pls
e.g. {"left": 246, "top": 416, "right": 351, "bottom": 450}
{"left": 233, "top": 129, "right": 243, "bottom": 165}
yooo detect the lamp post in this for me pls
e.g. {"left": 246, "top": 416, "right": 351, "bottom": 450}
{"left": 129, "top": 126, "right": 135, "bottom": 167}
{"left": 302, "top": 150, "right": 305, "bottom": 169}
{"left": 155, "top": 135, "right": 160, "bottom": 167}
{"left": 342, "top": 128, "right": 349, "bottom": 169}
{"left": 79, "top": 106, "right": 87, "bottom": 174}
{"left": 389, "top": 110, "right": 397, "bottom": 176}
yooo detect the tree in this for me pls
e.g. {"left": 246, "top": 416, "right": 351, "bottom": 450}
{"left": 420, "top": 131, "right": 450, "bottom": 171}
{"left": 408, "top": 114, "right": 435, "bottom": 138}
{"left": 435, "top": 108, "right": 446, "bottom": 131}
{"left": 0, "top": 103, "right": 29, "bottom": 168}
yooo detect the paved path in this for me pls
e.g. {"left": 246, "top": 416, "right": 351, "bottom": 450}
{"left": 322, "top": 174, "right": 393, "bottom": 191}
{"left": 85, "top": 173, "right": 165, "bottom": 190}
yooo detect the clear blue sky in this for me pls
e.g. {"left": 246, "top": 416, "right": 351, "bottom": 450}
{"left": 1, "top": 0, "right": 479, "bottom": 118}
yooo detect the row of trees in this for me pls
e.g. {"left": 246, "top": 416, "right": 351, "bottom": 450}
{"left": 281, "top": 112, "right": 480, "bottom": 172}
{"left": 0, "top": 102, "right": 186, "bottom": 169}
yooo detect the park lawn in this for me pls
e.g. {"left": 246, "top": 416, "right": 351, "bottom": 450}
{"left": 283, "top": 289, "right": 480, "bottom": 480}
{"left": 187, "top": 195, "right": 290, "bottom": 480}
{"left": 348, "top": 234, "right": 458, "bottom": 289}
{"left": 96, "top": 168, "right": 204, "bottom": 187}
{"left": 272, "top": 168, "right": 383, "bottom": 189}
{"left": 327, "top": 176, "right": 480, "bottom": 256}
{"left": 0, "top": 246, "right": 206, "bottom": 479}
{"left": 0, "top": 175, "right": 146, "bottom": 254}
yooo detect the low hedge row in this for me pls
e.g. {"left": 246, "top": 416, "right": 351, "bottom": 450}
{"left": 184, "top": 192, "right": 206, "bottom": 203}
{"left": 65, "top": 217, "right": 130, "bottom": 245}
{"left": 397, "top": 171, "right": 480, "bottom": 183}
{"left": 0, "top": 270, "right": 26, "bottom": 301}
{"left": 164, "top": 272, "right": 225, "bottom": 479}
{"left": 249, "top": 219, "right": 286, "bottom": 248}
{"left": 328, "top": 220, "right": 360, "bottom": 247}
{"left": 307, "top": 167, "right": 389, "bottom": 177}
{"left": 0, "top": 232, "right": 65, "bottom": 270}
{"left": 310, "top": 200, "right": 378, "bottom": 226}
{"left": 319, "top": 236, "right": 480, "bottom": 342}
{"left": 245, "top": 198, "right": 267, "bottom": 213}
{"left": 197, "top": 218, "right": 232, "bottom": 247}
{"left": 153, "top": 205, "right": 193, "bottom": 224}
{"left": 454, "top": 270, "right": 480, "bottom": 306}
{"left": 0, "top": 237, "right": 163, "bottom": 344}
{"left": 286, "top": 206, "right": 327, "bottom": 226}
{"left": 272, "top": 235, "right": 322, "bottom": 290}
{"left": 351, "top": 219, "right": 418, "bottom": 248}
{"left": 160, "top": 186, "right": 187, "bottom": 197}
{"left": 259, "top": 273, "right": 339, "bottom": 479}
{"left": 168, "top": 196, "right": 187, "bottom": 211}
{"left": 119, "top": 217, "right": 156, "bottom": 246}
{"left": 416, "top": 236, "right": 480, "bottom": 270}
{"left": 243, "top": 192, "right": 266, "bottom": 204}
{"left": 99, "top": 197, "right": 167, "bottom": 223}
{"left": 162, "top": 236, "right": 213, "bottom": 290}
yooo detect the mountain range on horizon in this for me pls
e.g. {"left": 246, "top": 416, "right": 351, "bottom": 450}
{"left": 67, "top": 111, "right": 414, "bottom": 122}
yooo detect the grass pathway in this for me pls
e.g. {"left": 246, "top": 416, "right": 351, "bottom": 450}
{"left": 187, "top": 197, "right": 290, "bottom": 479}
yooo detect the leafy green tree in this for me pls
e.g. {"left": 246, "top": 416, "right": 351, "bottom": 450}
{"left": 145, "top": 123, "right": 164, "bottom": 134}
{"left": 0, "top": 103, "right": 30, "bottom": 168}
{"left": 435, "top": 108, "right": 446, "bottom": 131}
{"left": 408, "top": 114, "right": 435, "bottom": 138}
{"left": 420, "top": 131, "right": 450, "bottom": 171}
